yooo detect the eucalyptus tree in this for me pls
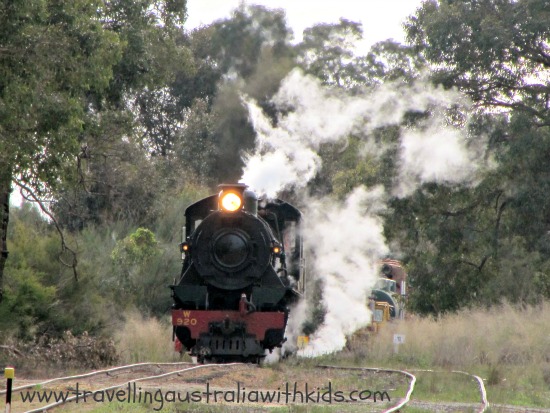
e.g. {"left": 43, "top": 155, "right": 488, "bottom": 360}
{"left": 396, "top": 0, "right": 550, "bottom": 312}
{"left": 0, "top": 0, "right": 122, "bottom": 301}
{"left": 52, "top": 0, "right": 194, "bottom": 230}
{"left": 296, "top": 18, "right": 370, "bottom": 89}
{"left": 406, "top": 0, "right": 550, "bottom": 124}
{"left": 170, "top": 4, "right": 296, "bottom": 184}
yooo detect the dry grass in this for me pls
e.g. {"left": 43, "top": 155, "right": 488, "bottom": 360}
{"left": 31, "top": 303, "right": 550, "bottom": 410}
{"left": 115, "top": 312, "right": 183, "bottom": 364}
{"left": 335, "top": 302, "right": 550, "bottom": 407}
{"left": 112, "top": 302, "right": 550, "bottom": 369}
{"left": 362, "top": 302, "right": 550, "bottom": 369}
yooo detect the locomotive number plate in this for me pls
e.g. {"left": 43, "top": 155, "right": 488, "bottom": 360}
{"left": 176, "top": 311, "right": 197, "bottom": 326}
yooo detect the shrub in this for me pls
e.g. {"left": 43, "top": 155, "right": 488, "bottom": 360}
{"left": 115, "top": 312, "right": 181, "bottom": 364}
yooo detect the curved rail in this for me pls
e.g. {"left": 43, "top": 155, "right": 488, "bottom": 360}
{"left": 22, "top": 362, "right": 244, "bottom": 413}
{"left": 0, "top": 361, "right": 192, "bottom": 395}
{"left": 452, "top": 370, "right": 489, "bottom": 413}
{"left": 411, "top": 368, "right": 489, "bottom": 413}
{"left": 316, "top": 365, "right": 416, "bottom": 412}
{"left": 6, "top": 361, "right": 490, "bottom": 412}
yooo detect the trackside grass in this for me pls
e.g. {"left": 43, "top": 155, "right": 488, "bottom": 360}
{"left": 51, "top": 302, "right": 550, "bottom": 411}
{"left": 343, "top": 301, "right": 550, "bottom": 408}
{"left": 115, "top": 312, "right": 186, "bottom": 364}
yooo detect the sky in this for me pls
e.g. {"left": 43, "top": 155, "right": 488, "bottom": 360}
{"left": 185, "top": 0, "right": 425, "bottom": 52}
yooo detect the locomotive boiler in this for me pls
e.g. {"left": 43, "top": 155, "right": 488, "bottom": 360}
{"left": 170, "top": 184, "right": 303, "bottom": 363}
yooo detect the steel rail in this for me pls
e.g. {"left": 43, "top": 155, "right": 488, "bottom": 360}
{"left": 0, "top": 361, "right": 193, "bottom": 396}
{"left": 316, "top": 364, "right": 416, "bottom": 412}
{"left": 410, "top": 368, "right": 489, "bottom": 413}
{"left": 22, "top": 362, "right": 244, "bottom": 413}
{"left": 452, "top": 370, "right": 489, "bottom": 413}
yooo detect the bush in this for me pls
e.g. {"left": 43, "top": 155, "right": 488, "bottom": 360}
{"left": 0, "top": 331, "right": 119, "bottom": 372}
{"left": 115, "top": 312, "right": 181, "bottom": 364}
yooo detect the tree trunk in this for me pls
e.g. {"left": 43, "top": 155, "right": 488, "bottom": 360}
{"left": 0, "top": 167, "right": 12, "bottom": 303}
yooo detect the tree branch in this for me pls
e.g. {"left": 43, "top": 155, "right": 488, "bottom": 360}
{"left": 438, "top": 199, "right": 482, "bottom": 217}
{"left": 0, "top": 345, "right": 23, "bottom": 358}
{"left": 14, "top": 180, "right": 79, "bottom": 281}
{"left": 461, "top": 255, "right": 489, "bottom": 273}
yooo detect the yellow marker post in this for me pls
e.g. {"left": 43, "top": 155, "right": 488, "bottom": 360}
{"left": 4, "top": 367, "right": 14, "bottom": 413}
{"left": 297, "top": 335, "right": 310, "bottom": 350}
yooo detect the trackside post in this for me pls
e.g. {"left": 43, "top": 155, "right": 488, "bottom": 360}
{"left": 4, "top": 367, "right": 14, "bottom": 413}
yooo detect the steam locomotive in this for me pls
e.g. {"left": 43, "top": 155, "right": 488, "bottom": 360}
{"left": 170, "top": 184, "right": 304, "bottom": 363}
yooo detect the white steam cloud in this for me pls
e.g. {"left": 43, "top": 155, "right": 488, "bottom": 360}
{"left": 397, "top": 124, "right": 476, "bottom": 197}
{"left": 299, "top": 186, "right": 388, "bottom": 355}
{"left": 242, "top": 69, "right": 479, "bottom": 198}
{"left": 241, "top": 68, "right": 485, "bottom": 356}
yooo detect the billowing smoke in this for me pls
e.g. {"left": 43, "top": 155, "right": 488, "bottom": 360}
{"left": 241, "top": 68, "right": 483, "bottom": 356}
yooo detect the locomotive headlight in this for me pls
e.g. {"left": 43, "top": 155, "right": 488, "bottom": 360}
{"left": 220, "top": 192, "right": 242, "bottom": 212}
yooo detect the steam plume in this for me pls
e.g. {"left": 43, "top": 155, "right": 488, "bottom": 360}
{"left": 241, "top": 68, "right": 484, "bottom": 355}
{"left": 299, "top": 186, "right": 388, "bottom": 355}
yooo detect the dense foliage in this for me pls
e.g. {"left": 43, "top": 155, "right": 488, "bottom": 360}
{"left": 1, "top": 0, "right": 550, "bottom": 352}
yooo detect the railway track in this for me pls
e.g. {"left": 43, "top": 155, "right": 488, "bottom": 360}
{"left": 2, "top": 362, "right": 248, "bottom": 413}
{"left": 3, "top": 361, "right": 411, "bottom": 412}
{"left": 3, "top": 361, "right": 545, "bottom": 412}
{"left": 409, "top": 368, "right": 489, "bottom": 413}
{"left": 317, "top": 365, "right": 416, "bottom": 412}
{"left": 0, "top": 362, "right": 193, "bottom": 397}
{"left": 316, "top": 365, "right": 495, "bottom": 412}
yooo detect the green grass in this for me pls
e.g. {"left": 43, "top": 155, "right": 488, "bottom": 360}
{"left": 480, "top": 364, "right": 550, "bottom": 407}
{"left": 408, "top": 371, "right": 480, "bottom": 403}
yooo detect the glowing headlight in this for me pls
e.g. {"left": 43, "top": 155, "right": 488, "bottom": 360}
{"left": 220, "top": 192, "right": 242, "bottom": 212}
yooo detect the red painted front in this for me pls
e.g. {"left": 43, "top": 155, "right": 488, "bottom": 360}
{"left": 171, "top": 309, "right": 285, "bottom": 340}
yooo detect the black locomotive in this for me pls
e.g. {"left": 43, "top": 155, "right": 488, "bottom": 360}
{"left": 170, "top": 183, "right": 303, "bottom": 363}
